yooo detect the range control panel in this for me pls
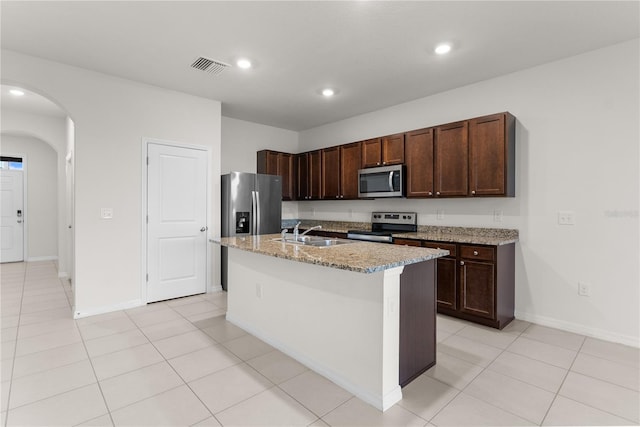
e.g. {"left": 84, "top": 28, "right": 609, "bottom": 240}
{"left": 371, "top": 211, "right": 417, "bottom": 226}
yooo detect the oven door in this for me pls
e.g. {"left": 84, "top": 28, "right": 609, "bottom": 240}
{"left": 358, "top": 165, "right": 404, "bottom": 198}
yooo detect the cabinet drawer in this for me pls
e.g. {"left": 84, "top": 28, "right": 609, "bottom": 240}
{"left": 423, "top": 242, "right": 456, "bottom": 257}
{"left": 393, "top": 238, "right": 422, "bottom": 247}
{"left": 460, "top": 245, "right": 494, "bottom": 262}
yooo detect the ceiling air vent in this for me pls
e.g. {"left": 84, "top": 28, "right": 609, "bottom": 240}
{"left": 190, "top": 56, "right": 230, "bottom": 76}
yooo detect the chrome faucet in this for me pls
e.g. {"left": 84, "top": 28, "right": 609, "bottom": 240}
{"left": 293, "top": 221, "right": 302, "bottom": 241}
{"left": 299, "top": 225, "right": 322, "bottom": 238}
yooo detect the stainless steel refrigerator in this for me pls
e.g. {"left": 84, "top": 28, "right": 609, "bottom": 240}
{"left": 221, "top": 171, "right": 282, "bottom": 290}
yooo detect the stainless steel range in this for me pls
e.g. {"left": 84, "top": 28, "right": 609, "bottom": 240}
{"left": 347, "top": 212, "right": 417, "bottom": 243}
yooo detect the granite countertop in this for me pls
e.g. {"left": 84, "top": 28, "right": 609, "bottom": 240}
{"left": 214, "top": 234, "right": 448, "bottom": 274}
{"left": 284, "top": 219, "right": 519, "bottom": 246}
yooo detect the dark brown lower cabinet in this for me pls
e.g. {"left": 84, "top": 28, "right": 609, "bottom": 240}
{"left": 399, "top": 260, "right": 436, "bottom": 386}
{"left": 434, "top": 242, "right": 515, "bottom": 329}
{"left": 404, "top": 238, "right": 515, "bottom": 329}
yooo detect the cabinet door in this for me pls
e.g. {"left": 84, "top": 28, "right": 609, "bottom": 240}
{"left": 308, "top": 150, "right": 322, "bottom": 200}
{"left": 436, "top": 258, "right": 457, "bottom": 310}
{"left": 405, "top": 128, "right": 434, "bottom": 197}
{"left": 459, "top": 260, "right": 495, "bottom": 319}
{"left": 435, "top": 121, "right": 468, "bottom": 197}
{"left": 278, "top": 153, "right": 293, "bottom": 201}
{"left": 294, "top": 153, "right": 309, "bottom": 200}
{"left": 256, "top": 150, "right": 278, "bottom": 175}
{"left": 362, "top": 138, "right": 382, "bottom": 168}
{"left": 469, "top": 113, "right": 506, "bottom": 196}
{"left": 340, "top": 142, "right": 361, "bottom": 199}
{"left": 321, "top": 147, "right": 340, "bottom": 199}
{"left": 382, "top": 133, "right": 405, "bottom": 165}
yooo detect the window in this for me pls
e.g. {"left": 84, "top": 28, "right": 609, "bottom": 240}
{"left": 0, "top": 156, "right": 23, "bottom": 170}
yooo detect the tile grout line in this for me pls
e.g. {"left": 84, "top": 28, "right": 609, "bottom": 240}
{"left": 3, "top": 263, "right": 27, "bottom": 427}
{"left": 122, "top": 307, "right": 225, "bottom": 426}
{"left": 426, "top": 321, "right": 546, "bottom": 425}
{"left": 539, "top": 334, "right": 586, "bottom": 426}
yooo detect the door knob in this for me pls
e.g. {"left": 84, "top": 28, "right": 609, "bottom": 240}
{"left": 17, "top": 220, "right": 22, "bottom": 224}
{"left": 200, "top": 227, "right": 207, "bottom": 232}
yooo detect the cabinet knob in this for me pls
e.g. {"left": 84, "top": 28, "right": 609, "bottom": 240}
{"left": 377, "top": 162, "right": 381, "bottom": 166}
{"left": 340, "top": 195, "right": 344, "bottom": 199}
{"left": 336, "top": 195, "right": 339, "bottom": 199}
{"left": 428, "top": 192, "right": 433, "bottom": 196}
{"left": 460, "top": 261, "right": 465, "bottom": 266}
{"left": 471, "top": 190, "right": 476, "bottom": 195}
{"left": 382, "top": 162, "right": 386, "bottom": 165}
{"left": 473, "top": 251, "right": 479, "bottom": 256}
{"left": 436, "top": 191, "right": 440, "bottom": 196}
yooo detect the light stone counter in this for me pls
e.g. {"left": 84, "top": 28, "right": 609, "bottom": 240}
{"left": 283, "top": 219, "right": 519, "bottom": 246}
{"left": 215, "top": 234, "right": 448, "bottom": 273}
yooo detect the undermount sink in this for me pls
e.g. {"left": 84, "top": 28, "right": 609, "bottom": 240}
{"left": 272, "top": 236, "right": 356, "bottom": 247}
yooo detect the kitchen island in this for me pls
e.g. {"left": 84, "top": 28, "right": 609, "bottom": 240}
{"left": 216, "top": 235, "right": 448, "bottom": 411}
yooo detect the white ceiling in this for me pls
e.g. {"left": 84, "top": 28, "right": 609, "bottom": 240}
{"left": 1, "top": 1, "right": 638, "bottom": 131}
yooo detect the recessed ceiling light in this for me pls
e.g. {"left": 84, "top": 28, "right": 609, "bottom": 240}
{"left": 322, "top": 88, "right": 335, "bottom": 97}
{"left": 9, "top": 89, "right": 25, "bottom": 96}
{"left": 236, "top": 58, "right": 252, "bottom": 69}
{"left": 434, "top": 43, "right": 452, "bottom": 55}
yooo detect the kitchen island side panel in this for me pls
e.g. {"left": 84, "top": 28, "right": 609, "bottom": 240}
{"left": 225, "top": 247, "right": 403, "bottom": 411}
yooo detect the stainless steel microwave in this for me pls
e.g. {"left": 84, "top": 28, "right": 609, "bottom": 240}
{"left": 358, "top": 164, "right": 405, "bottom": 198}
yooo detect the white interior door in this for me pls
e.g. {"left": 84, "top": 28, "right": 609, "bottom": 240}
{"left": 1, "top": 170, "right": 24, "bottom": 263}
{"left": 147, "top": 143, "right": 208, "bottom": 303}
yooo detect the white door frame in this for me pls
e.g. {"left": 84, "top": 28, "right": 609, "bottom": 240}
{"left": 140, "top": 138, "right": 211, "bottom": 304}
{"left": 1, "top": 152, "right": 28, "bottom": 262}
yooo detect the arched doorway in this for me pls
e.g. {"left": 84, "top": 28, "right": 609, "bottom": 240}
{"left": 1, "top": 83, "right": 75, "bottom": 303}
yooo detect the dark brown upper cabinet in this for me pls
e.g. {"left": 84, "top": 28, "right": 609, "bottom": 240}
{"left": 321, "top": 146, "right": 340, "bottom": 199}
{"left": 257, "top": 150, "right": 293, "bottom": 200}
{"left": 434, "top": 121, "right": 469, "bottom": 197}
{"left": 321, "top": 142, "right": 362, "bottom": 200}
{"left": 340, "top": 142, "right": 362, "bottom": 199}
{"left": 469, "top": 112, "right": 516, "bottom": 197}
{"left": 295, "top": 150, "right": 322, "bottom": 200}
{"left": 362, "top": 133, "right": 405, "bottom": 168}
{"left": 405, "top": 128, "right": 435, "bottom": 198}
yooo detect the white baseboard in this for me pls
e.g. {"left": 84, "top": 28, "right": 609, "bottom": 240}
{"left": 74, "top": 299, "right": 144, "bottom": 319}
{"left": 58, "top": 271, "right": 68, "bottom": 279}
{"left": 27, "top": 256, "right": 58, "bottom": 262}
{"left": 226, "top": 313, "right": 401, "bottom": 412}
{"left": 515, "top": 310, "right": 639, "bottom": 348}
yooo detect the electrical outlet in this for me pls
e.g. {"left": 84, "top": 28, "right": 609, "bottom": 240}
{"left": 578, "top": 282, "right": 591, "bottom": 297}
{"left": 494, "top": 209, "right": 503, "bottom": 222}
{"left": 558, "top": 211, "right": 575, "bottom": 225}
{"left": 256, "top": 283, "right": 262, "bottom": 298}
{"left": 436, "top": 209, "right": 445, "bottom": 220}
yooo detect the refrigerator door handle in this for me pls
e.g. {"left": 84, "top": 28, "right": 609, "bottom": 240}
{"left": 254, "top": 191, "right": 262, "bottom": 235}
{"left": 251, "top": 190, "right": 259, "bottom": 235}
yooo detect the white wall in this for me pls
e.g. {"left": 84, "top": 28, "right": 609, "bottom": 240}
{"left": 2, "top": 49, "right": 222, "bottom": 317}
{"left": 221, "top": 116, "right": 299, "bottom": 174}
{"left": 299, "top": 39, "right": 640, "bottom": 346}
{"left": 0, "top": 134, "right": 58, "bottom": 260}
{"left": 221, "top": 115, "right": 299, "bottom": 219}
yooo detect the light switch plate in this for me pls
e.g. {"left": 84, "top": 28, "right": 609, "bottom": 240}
{"left": 100, "top": 208, "right": 113, "bottom": 219}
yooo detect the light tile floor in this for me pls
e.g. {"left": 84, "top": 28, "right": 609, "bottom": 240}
{"left": 1, "top": 261, "right": 639, "bottom": 426}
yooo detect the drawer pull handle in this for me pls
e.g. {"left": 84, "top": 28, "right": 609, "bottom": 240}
{"left": 473, "top": 250, "right": 479, "bottom": 256}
